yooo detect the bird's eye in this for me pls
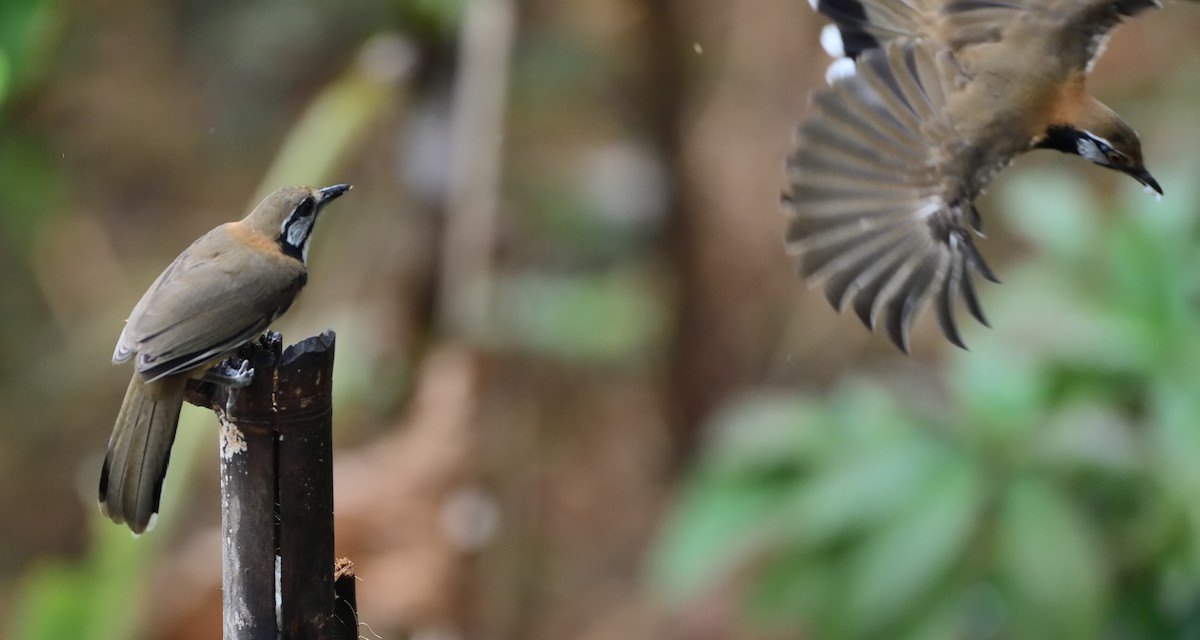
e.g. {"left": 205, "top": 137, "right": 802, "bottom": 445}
{"left": 292, "top": 197, "right": 315, "bottom": 220}
{"left": 1105, "top": 150, "right": 1125, "bottom": 166}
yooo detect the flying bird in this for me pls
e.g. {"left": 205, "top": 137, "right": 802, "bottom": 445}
{"left": 783, "top": 0, "right": 1168, "bottom": 351}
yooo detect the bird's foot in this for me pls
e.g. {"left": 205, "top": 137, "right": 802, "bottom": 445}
{"left": 205, "top": 359, "right": 255, "bottom": 389}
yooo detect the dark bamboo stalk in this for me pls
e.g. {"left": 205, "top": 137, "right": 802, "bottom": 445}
{"left": 184, "top": 331, "right": 350, "bottom": 640}
{"left": 277, "top": 332, "right": 337, "bottom": 640}
{"left": 187, "top": 333, "right": 284, "bottom": 640}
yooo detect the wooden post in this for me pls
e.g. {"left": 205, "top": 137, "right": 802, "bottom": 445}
{"left": 185, "top": 331, "right": 352, "bottom": 640}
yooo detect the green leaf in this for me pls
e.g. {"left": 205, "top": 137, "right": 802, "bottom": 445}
{"left": 649, "top": 470, "right": 791, "bottom": 604}
{"left": 703, "top": 393, "right": 830, "bottom": 473}
{"left": 779, "top": 441, "right": 946, "bottom": 550}
{"left": 0, "top": 51, "right": 9, "bottom": 105}
{"left": 1148, "top": 383, "right": 1200, "bottom": 518}
{"left": 397, "top": 0, "right": 466, "bottom": 37}
{"left": 0, "top": 0, "right": 60, "bottom": 94}
{"left": 488, "top": 271, "right": 664, "bottom": 363}
{"left": 744, "top": 546, "right": 833, "bottom": 628}
{"left": 995, "top": 476, "right": 1108, "bottom": 640}
{"left": 950, "top": 342, "right": 1043, "bottom": 440}
{"left": 650, "top": 394, "right": 826, "bottom": 604}
{"left": 1002, "top": 167, "right": 1097, "bottom": 263}
{"left": 840, "top": 457, "right": 982, "bottom": 636}
{"left": 1034, "top": 401, "right": 1139, "bottom": 475}
{"left": 8, "top": 560, "right": 91, "bottom": 640}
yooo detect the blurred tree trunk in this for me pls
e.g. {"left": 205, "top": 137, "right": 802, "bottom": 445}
{"left": 651, "top": 0, "right": 802, "bottom": 467}
{"left": 640, "top": 0, "right": 710, "bottom": 466}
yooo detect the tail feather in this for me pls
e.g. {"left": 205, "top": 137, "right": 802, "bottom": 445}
{"left": 99, "top": 374, "right": 185, "bottom": 534}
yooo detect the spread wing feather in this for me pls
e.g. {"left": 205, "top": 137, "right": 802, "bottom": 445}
{"left": 814, "top": 0, "right": 1161, "bottom": 67}
{"left": 791, "top": 0, "right": 1165, "bottom": 349}
{"left": 784, "top": 40, "right": 996, "bottom": 351}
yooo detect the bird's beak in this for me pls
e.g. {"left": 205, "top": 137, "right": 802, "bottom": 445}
{"left": 318, "top": 183, "right": 352, "bottom": 203}
{"left": 1130, "top": 168, "right": 1162, "bottom": 197}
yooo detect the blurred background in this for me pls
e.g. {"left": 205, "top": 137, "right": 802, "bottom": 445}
{"left": 4, "top": 0, "right": 1200, "bottom": 638}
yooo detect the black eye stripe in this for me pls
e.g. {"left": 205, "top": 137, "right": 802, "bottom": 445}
{"left": 278, "top": 197, "right": 318, "bottom": 262}
{"left": 289, "top": 198, "right": 315, "bottom": 224}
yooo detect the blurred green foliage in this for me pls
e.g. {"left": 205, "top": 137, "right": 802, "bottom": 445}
{"left": 652, "top": 170, "right": 1200, "bottom": 639}
{"left": 487, "top": 269, "right": 664, "bottom": 364}
{"left": 9, "top": 410, "right": 208, "bottom": 640}
{"left": 0, "top": 0, "right": 66, "bottom": 367}
{"left": 397, "top": 0, "right": 466, "bottom": 39}
{"left": 0, "top": 0, "right": 59, "bottom": 107}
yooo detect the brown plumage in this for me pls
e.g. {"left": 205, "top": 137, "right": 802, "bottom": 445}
{"left": 784, "top": 0, "right": 1166, "bottom": 351}
{"left": 100, "top": 184, "right": 350, "bottom": 534}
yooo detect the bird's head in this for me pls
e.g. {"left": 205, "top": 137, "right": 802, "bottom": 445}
{"left": 1076, "top": 121, "right": 1161, "bottom": 196}
{"left": 1039, "top": 113, "right": 1161, "bottom": 197}
{"left": 242, "top": 184, "right": 352, "bottom": 263}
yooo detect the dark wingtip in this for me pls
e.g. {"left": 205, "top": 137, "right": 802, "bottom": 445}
{"left": 853, "top": 296, "right": 876, "bottom": 331}
{"left": 936, "top": 294, "right": 966, "bottom": 349}
{"left": 885, "top": 293, "right": 915, "bottom": 354}
{"left": 968, "top": 204, "right": 985, "bottom": 237}
{"left": 98, "top": 454, "right": 112, "bottom": 510}
{"left": 886, "top": 327, "right": 912, "bottom": 354}
{"left": 958, "top": 259, "right": 993, "bottom": 328}
{"left": 974, "top": 256, "right": 1000, "bottom": 285}
{"left": 150, "top": 476, "right": 166, "bottom": 515}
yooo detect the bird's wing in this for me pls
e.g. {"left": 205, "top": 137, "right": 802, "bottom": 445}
{"left": 813, "top": 0, "right": 1162, "bottom": 66}
{"left": 783, "top": 39, "right": 1000, "bottom": 352}
{"left": 113, "top": 225, "right": 306, "bottom": 381}
{"left": 811, "top": 0, "right": 946, "bottom": 60}
{"left": 949, "top": 0, "right": 1162, "bottom": 75}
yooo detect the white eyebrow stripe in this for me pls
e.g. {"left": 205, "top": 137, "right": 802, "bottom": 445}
{"left": 1085, "top": 132, "right": 1113, "bottom": 149}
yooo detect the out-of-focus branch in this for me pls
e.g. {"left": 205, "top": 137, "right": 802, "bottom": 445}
{"left": 437, "top": 0, "right": 516, "bottom": 336}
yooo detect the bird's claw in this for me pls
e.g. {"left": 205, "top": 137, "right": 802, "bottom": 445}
{"left": 205, "top": 359, "right": 255, "bottom": 389}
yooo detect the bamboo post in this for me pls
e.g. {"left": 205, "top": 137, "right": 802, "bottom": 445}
{"left": 277, "top": 332, "right": 337, "bottom": 639}
{"left": 184, "top": 330, "right": 351, "bottom": 640}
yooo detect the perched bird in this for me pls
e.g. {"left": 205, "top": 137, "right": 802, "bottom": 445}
{"left": 100, "top": 184, "right": 351, "bottom": 534}
{"left": 783, "top": 0, "right": 1168, "bottom": 351}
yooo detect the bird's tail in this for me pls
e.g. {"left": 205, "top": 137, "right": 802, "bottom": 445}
{"left": 99, "top": 373, "right": 186, "bottom": 534}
